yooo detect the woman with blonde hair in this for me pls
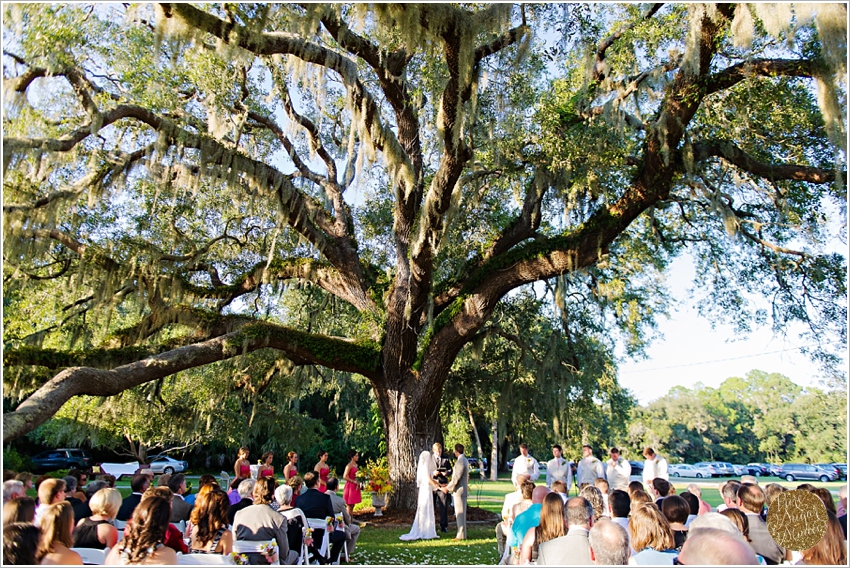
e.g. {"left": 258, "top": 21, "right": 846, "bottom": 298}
{"left": 3, "top": 496, "right": 36, "bottom": 524}
{"left": 519, "top": 492, "right": 566, "bottom": 564}
{"left": 287, "top": 474, "right": 303, "bottom": 507}
{"left": 72, "top": 487, "right": 121, "bottom": 549}
{"left": 37, "top": 501, "right": 82, "bottom": 565}
{"left": 105, "top": 496, "right": 178, "bottom": 565}
{"left": 628, "top": 503, "right": 677, "bottom": 565}
{"left": 580, "top": 484, "right": 606, "bottom": 522}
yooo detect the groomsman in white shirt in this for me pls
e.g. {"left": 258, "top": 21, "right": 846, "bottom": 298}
{"left": 511, "top": 444, "right": 540, "bottom": 488}
{"left": 642, "top": 447, "right": 668, "bottom": 492}
{"left": 546, "top": 444, "right": 573, "bottom": 495}
{"left": 605, "top": 447, "right": 632, "bottom": 492}
{"left": 576, "top": 444, "right": 605, "bottom": 489}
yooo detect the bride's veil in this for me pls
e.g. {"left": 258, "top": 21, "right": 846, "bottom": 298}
{"left": 416, "top": 450, "right": 431, "bottom": 487}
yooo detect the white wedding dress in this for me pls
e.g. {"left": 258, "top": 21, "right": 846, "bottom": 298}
{"left": 399, "top": 450, "right": 438, "bottom": 541}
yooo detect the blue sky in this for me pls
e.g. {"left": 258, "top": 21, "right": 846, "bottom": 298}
{"left": 617, "top": 254, "right": 846, "bottom": 406}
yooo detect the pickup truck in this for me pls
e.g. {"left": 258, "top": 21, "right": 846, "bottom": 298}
{"left": 95, "top": 462, "right": 144, "bottom": 480}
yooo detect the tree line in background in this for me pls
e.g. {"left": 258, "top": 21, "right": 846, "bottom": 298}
{"left": 7, "top": 361, "right": 845, "bottom": 472}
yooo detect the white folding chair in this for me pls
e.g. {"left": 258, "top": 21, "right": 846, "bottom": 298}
{"left": 112, "top": 519, "right": 127, "bottom": 530}
{"left": 174, "top": 519, "right": 187, "bottom": 533}
{"left": 176, "top": 552, "right": 235, "bottom": 565}
{"left": 219, "top": 471, "right": 231, "bottom": 489}
{"left": 71, "top": 547, "right": 108, "bottom": 565}
{"left": 116, "top": 529, "right": 124, "bottom": 542}
{"left": 305, "top": 518, "right": 330, "bottom": 561}
{"left": 232, "top": 540, "right": 280, "bottom": 565}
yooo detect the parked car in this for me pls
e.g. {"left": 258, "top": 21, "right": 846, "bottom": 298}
{"left": 815, "top": 464, "right": 843, "bottom": 480}
{"left": 31, "top": 449, "right": 93, "bottom": 472}
{"left": 669, "top": 464, "right": 714, "bottom": 478}
{"left": 731, "top": 464, "right": 747, "bottom": 476}
{"left": 776, "top": 463, "right": 838, "bottom": 482}
{"left": 629, "top": 460, "right": 644, "bottom": 476}
{"left": 693, "top": 462, "right": 733, "bottom": 477}
{"left": 831, "top": 463, "right": 847, "bottom": 480}
{"left": 746, "top": 463, "right": 771, "bottom": 476}
{"left": 467, "top": 457, "right": 488, "bottom": 471}
{"left": 147, "top": 455, "right": 188, "bottom": 475}
{"left": 732, "top": 464, "right": 764, "bottom": 476}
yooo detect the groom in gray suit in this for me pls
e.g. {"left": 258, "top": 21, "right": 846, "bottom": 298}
{"left": 443, "top": 443, "right": 469, "bottom": 540}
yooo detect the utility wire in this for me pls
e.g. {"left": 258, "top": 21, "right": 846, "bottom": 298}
{"left": 619, "top": 344, "right": 821, "bottom": 375}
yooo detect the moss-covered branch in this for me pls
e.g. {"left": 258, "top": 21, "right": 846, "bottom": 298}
{"left": 3, "top": 322, "right": 383, "bottom": 443}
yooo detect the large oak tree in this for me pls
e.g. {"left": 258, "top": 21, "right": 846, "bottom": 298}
{"left": 3, "top": 3, "right": 846, "bottom": 508}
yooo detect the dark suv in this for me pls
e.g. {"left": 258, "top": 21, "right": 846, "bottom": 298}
{"left": 31, "top": 449, "right": 93, "bottom": 472}
{"left": 777, "top": 463, "right": 837, "bottom": 482}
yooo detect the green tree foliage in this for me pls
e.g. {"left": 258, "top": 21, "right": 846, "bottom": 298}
{"left": 3, "top": 4, "right": 846, "bottom": 509}
{"left": 628, "top": 370, "right": 847, "bottom": 464}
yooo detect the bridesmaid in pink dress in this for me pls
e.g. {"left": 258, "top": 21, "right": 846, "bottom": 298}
{"left": 342, "top": 450, "right": 362, "bottom": 517}
{"left": 259, "top": 451, "right": 275, "bottom": 478}
{"left": 234, "top": 447, "right": 251, "bottom": 480}
{"left": 314, "top": 450, "right": 330, "bottom": 493}
{"left": 283, "top": 451, "right": 299, "bottom": 502}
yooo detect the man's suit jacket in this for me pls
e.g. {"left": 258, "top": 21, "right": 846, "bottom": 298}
{"left": 446, "top": 454, "right": 469, "bottom": 496}
{"left": 171, "top": 494, "right": 193, "bottom": 523}
{"left": 433, "top": 452, "right": 451, "bottom": 483}
{"left": 297, "top": 487, "right": 334, "bottom": 520}
{"left": 328, "top": 491, "right": 352, "bottom": 526}
{"left": 228, "top": 497, "right": 253, "bottom": 525}
{"left": 537, "top": 527, "right": 592, "bottom": 565}
{"left": 117, "top": 493, "right": 143, "bottom": 521}
{"left": 233, "top": 504, "right": 295, "bottom": 565}
{"left": 746, "top": 513, "right": 785, "bottom": 564}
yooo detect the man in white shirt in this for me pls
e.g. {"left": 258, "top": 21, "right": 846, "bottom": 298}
{"left": 511, "top": 444, "right": 540, "bottom": 487}
{"left": 546, "top": 444, "right": 572, "bottom": 493}
{"left": 641, "top": 447, "right": 667, "bottom": 491}
{"left": 576, "top": 445, "right": 605, "bottom": 489}
{"left": 496, "top": 473, "right": 528, "bottom": 556}
{"left": 605, "top": 447, "right": 631, "bottom": 492}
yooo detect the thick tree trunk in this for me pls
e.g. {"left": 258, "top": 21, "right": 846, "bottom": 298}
{"left": 372, "top": 371, "right": 444, "bottom": 511}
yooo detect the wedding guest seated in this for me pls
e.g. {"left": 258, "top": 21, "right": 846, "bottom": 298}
{"left": 736, "top": 483, "right": 785, "bottom": 565}
{"left": 35, "top": 478, "right": 67, "bottom": 526}
{"left": 4, "top": 522, "right": 41, "bottom": 565}
{"left": 797, "top": 511, "right": 846, "bottom": 566}
{"left": 629, "top": 490, "right": 653, "bottom": 512}
{"left": 552, "top": 480, "right": 569, "bottom": 503}
{"left": 101, "top": 474, "right": 117, "bottom": 488}
{"left": 189, "top": 488, "right": 233, "bottom": 555}
{"left": 719, "top": 507, "right": 763, "bottom": 561}
{"left": 594, "top": 478, "right": 610, "bottom": 516}
{"left": 298, "top": 472, "right": 342, "bottom": 563}
{"left": 228, "top": 478, "right": 256, "bottom": 524}
{"left": 3, "top": 480, "right": 26, "bottom": 503}
{"left": 497, "top": 473, "right": 528, "bottom": 556}
{"left": 512, "top": 480, "right": 536, "bottom": 523}
{"left": 676, "top": 527, "right": 758, "bottom": 565}
{"left": 67, "top": 470, "right": 89, "bottom": 502}
{"left": 138, "top": 486, "right": 189, "bottom": 554}
{"left": 628, "top": 503, "right": 677, "bottom": 565}
{"left": 580, "top": 485, "right": 606, "bottom": 522}
{"left": 679, "top": 491, "right": 699, "bottom": 526}
{"left": 63, "top": 475, "right": 89, "bottom": 523}
{"left": 36, "top": 502, "right": 83, "bottom": 565}
{"left": 650, "top": 478, "right": 672, "bottom": 506}
{"left": 660, "top": 495, "right": 689, "bottom": 550}
{"left": 509, "top": 486, "right": 550, "bottom": 556}
{"left": 168, "top": 474, "right": 193, "bottom": 522}
{"left": 536, "top": 495, "right": 591, "bottom": 565}
{"left": 762, "top": 483, "right": 786, "bottom": 521}
{"left": 232, "top": 476, "right": 299, "bottom": 565}
{"left": 327, "top": 477, "right": 361, "bottom": 557}
{"left": 72, "top": 488, "right": 121, "bottom": 550}
{"left": 627, "top": 481, "right": 644, "bottom": 498}
{"left": 105, "top": 496, "right": 179, "bottom": 565}
{"left": 519, "top": 492, "right": 567, "bottom": 564}
{"left": 810, "top": 487, "right": 837, "bottom": 514}
{"left": 156, "top": 473, "right": 171, "bottom": 488}
{"left": 589, "top": 518, "right": 630, "bottom": 565}
{"left": 3, "top": 496, "right": 36, "bottom": 524}
{"left": 228, "top": 477, "right": 247, "bottom": 506}
{"left": 608, "top": 490, "right": 633, "bottom": 554}
{"left": 717, "top": 479, "right": 740, "bottom": 513}
{"left": 685, "top": 484, "right": 712, "bottom": 515}
{"left": 117, "top": 474, "right": 150, "bottom": 521}
{"left": 185, "top": 474, "right": 217, "bottom": 506}
{"left": 15, "top": 472, "right": 34, "bottom": 492}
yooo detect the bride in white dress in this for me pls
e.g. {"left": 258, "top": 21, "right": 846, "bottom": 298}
{"left": 399, "top": 450, "right": 439, "bottom": 541}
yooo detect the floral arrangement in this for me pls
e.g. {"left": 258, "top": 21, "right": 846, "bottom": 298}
{"left": 303, "top": 526, "right": 314, "bottom": 547}
{"left": 261, "top": 539, "right": 278, "bottom": 557}
{"left": 363, "top": 457, "right": 393, "bottom": 494}
{"left": 229, "top": 552, "right": 249, "bottom": 565}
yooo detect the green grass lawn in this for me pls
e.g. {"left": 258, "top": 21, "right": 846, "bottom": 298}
{"left": 353, "top": 526, "right": 500, "bottom": 565}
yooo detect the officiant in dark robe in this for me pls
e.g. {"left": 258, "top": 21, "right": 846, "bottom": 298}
{"left": 431, "top": 443, "right": 451, "bottom": 533}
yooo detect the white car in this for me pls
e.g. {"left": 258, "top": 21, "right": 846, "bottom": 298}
{"left": 148, "top": 455, "right": 188, "bottom": 475}
{"left": 669, "top": 464, "right": 714, "bottom": 478}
